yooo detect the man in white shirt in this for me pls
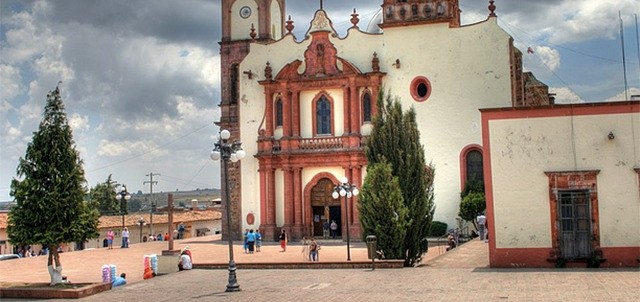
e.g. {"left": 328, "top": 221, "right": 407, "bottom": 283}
{"left": 476, "top": 213, "right": 487, "bottom": 241}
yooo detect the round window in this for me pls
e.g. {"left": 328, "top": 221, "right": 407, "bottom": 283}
{"left": 410, "top": 76, "right": 432, "bottom": 102}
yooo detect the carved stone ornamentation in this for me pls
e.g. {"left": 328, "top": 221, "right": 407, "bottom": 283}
{"left": 350, "top": 9, "right": 359, "bottom": 28}
{"left": 371, "top": 52, "right": 380, "bottom": 72}
{"left": 488, "top": 0, "right": 497, "bottom": 17}
{"left": 285, "top": 15, "right": 294, "bottom": 34}
{"left": 250, "top": 23, "right": 257, "bottom": 40}
{"left": 264, "top": 62, "right": 273, "bottom": 81}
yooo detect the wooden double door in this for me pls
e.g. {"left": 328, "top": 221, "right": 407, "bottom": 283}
{"left": 310, "top": 178, "right": 341, "bottom": 237}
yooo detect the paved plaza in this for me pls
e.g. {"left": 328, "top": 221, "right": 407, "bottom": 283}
{"left": 0, "top": 236, "right": 638, "bottom": 301}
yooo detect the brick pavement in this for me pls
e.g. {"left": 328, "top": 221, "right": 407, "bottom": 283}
{"left": 1, "top": 237, "right": 639, "bottom": 301}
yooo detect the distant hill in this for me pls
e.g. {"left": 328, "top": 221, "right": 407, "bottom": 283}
{"left": 135, "top": 188, "right": 221, "bottom": 209}
{"left": 0, "top": 188, "right": 221, "bottom": 211}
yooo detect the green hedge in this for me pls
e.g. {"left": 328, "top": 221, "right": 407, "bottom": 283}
{"left": 428, "top": 221, "right": 448, "bottom": 237}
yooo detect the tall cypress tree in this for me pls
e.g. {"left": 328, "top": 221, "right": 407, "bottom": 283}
{"left": 358, "top": 160, "right": 408, "bottom": 259}
{"left": 8, "top": 86, "right": 99, "bottom": 285}
{"left": 364, "top": 89, "right": 435, "bottom": 267}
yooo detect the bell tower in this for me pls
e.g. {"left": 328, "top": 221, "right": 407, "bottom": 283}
{"left": 380, "top": 0, "right": 460, "bottom": 28}
{"left": 218, "top": 0, "right": 285, "bottom": 240}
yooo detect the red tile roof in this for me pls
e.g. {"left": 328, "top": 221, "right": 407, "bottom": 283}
{"left": 0, "top": 210, "right": 221, "bottom": 230}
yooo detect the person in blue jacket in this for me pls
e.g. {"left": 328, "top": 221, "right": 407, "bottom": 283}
{"left": 112, "top": 273, "right": 127, "bottom": 287}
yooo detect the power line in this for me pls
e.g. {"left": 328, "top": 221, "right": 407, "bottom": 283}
{"left": 86, "top": 122, "right": 212, "bottom": 174}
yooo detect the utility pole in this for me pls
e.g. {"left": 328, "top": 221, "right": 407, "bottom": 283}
{"left": 144, "top": 172, "right": 160, "bottom": 236}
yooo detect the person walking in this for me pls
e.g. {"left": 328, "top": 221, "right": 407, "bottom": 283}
{"left": 476, "top": 212, "right": 487, "bottom": 241}
{"left": 279, "top": 229, "right": 288, "bottom": 252}
{"left": 121, "top": 227, "right": 130, "bottom": 248}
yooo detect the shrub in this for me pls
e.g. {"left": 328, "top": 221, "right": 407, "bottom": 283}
{"left": 428, "top": 221, "right": 448, "bottom": 237}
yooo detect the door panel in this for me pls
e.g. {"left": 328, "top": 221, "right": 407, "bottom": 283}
{"left": 558, "top": 190, "right": 591, "bottom": 259}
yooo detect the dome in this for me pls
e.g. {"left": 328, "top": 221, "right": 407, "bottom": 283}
{"left": 365, "top": 9, "right": 383, "bottom": 34}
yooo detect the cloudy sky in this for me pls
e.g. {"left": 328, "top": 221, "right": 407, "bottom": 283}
{"left": 1, "top": 0, "right": 639, "bottom": 201}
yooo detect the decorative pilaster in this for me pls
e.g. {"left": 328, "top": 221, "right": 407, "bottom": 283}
{"left": 292, "top": 167, "right": 304, "bottom": 239}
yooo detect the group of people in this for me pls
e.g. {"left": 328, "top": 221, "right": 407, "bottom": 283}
{"left": 105, "top": 228, "right": 130, "bottom": 249}
{"left": 322, "top": 220, "right": 339, "bottom": 239}
{"left": 243, "top": 229, "right": 262, "bottom": 254}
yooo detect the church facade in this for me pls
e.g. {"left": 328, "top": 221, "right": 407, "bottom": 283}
{"left": 217, "top": 0, "right": 552, "bottom": 242}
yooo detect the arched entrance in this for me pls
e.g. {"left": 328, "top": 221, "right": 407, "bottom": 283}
{"left": 310, "top": 178, "right": 341, "bottom": 238}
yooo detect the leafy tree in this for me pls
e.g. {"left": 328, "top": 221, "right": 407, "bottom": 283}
{"left": 89, "top": 175, "right": 119, "bottom": 215}
{"left": 7, "top": 86, "right": 99, "bottom": 285}
{"left": 128, "top": 197, "right": 142, "bottom": 212}
{"left": 364, "top": 89, "right": 436, "bottom": 267}
{"left": 459, "top": 192, "right": 486, "bottom": 230}
{"left": 358, "top": 160, "right": 408, "bottom": 259}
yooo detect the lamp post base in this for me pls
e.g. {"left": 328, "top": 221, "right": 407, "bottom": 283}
{"left": 225, "top": 260, "right": 241, "bottom": 292}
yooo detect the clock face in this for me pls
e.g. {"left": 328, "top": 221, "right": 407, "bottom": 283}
{"left": 239, "top": 6, "right": 251, "bottom": 19}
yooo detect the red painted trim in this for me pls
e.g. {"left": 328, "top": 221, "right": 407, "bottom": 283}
{"left": 409, "top": 76, "right": 432, "bottom": 102}
{"left": 545, "top": 171, "right": 601, "bottom": 260}
{"left": 480, "top": 101, "right": 640, "bottom": 121}
{"left": 481, "top": 111, "right": 497, "bottom": 258}
{"left": 458, "top": 144, "right": 483, "bottom": 192}
{"left": 599, "top": 246, "right": 640, "bottom": 267}
{"left": 491, "top": 246, "right": 640, "bottom": 268}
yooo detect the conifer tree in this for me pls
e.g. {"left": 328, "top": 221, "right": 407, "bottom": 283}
{"left": 89, "top": 174, "right": 119, "bottom": 215}
{"left": 364, "top": 89, "right": 435, "bottom": 267}
{"left": 8, "top": 86, "right": 99, "bottom": 285}
{"left": 358, "top": 160, "right": 408, "bottom": 259}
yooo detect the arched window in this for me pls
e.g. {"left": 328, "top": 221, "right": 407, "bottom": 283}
{"left": 275, "top": 98, "right": 283, "bottom": 127}
{"left": 362, "top": 92, "right": 372, "bottom": 123}
{"left": 315, "top": 95, "right": 331, "bottom": 135}
{"left": 460, "top": 145, "right": 484, "bottom": 191}
{"left": 466, "top": 150, "right": 483, "bottom": 184}
{"left": 230, "top": 64, "right": 239, "bottom": 104}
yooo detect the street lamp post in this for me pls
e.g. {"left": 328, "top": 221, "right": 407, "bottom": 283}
{"left": 115, "top": 186, "right": 131, "bottom": 231}
{"left": 138, "top": 217, "right": 145, "bottom": 243}
{"left": 210, "top": 129, "right": 246, "bottom": 292}
{"left": 332, "top": 177, "right": 359, "bottom": 261}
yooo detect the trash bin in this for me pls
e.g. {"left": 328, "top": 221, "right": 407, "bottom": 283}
{"left": 366, "top": 235, "right": 377, "bottom": 259}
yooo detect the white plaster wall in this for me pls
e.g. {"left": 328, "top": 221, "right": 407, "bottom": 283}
{"left": 379, "top": 19, "right": 513, "bottom": 226}
{"left": 238, "top": 16, "right": 517, "bottom": 230}
{"left": 230, "top": 0, "right": 259, "bottom": 40}
{"left": 488, "top": 112, "right": 640, "bottom": 249}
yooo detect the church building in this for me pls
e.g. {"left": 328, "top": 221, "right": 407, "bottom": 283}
{"left": 217, "top": 0, "right": 553, "bottom": 243}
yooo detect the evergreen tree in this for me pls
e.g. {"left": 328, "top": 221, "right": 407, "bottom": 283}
{"left": 7, "top": 86, "right": 99, "bottom": 285}
{"left": 364, "top": 89, "right": 436, "bottom": 267}
{"left": 89, "top": 175, "right": 119, "bottom": 215}
{"left": 358, "top": 160, "right": 408, "bottom": 259}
